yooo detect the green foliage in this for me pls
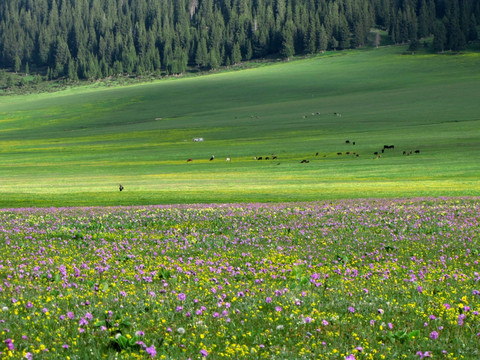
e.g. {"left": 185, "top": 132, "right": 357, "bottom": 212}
{"left": 0, "top": 0, "right": 478, "bottom": 81}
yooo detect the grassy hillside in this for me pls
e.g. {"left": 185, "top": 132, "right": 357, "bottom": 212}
{"left": 1, "top": 46, "right": 479, "bottom": 207}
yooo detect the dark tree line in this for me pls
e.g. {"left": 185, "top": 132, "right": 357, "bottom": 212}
{"left": 0, "top": 0, "right": 478, "bottom": 80}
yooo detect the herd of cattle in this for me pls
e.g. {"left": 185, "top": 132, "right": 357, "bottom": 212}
{"left": 184, "top": 141, "right": 421, "bottom": 164}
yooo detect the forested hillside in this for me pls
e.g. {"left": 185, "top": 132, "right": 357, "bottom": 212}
{"left": 0, "top": 0, "right": 478, "bottom": 81}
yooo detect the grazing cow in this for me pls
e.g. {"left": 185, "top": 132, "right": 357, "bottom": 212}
{"left": 257, "top": 157, "right": 263, "bottom": 160}
{"left": 226, "top": 157, "right": 231, "bottom": 162}
{"left": 356, "top": 154, "right": 359, "bottom": 157}
{"left": 337, "top": 152, "right": 342, "bottom": 155}
{"left": 187, "top": 158, "right": 193, "bottom": 162}
{"left": 383, "top": 145, "right": 395, "bottom": 150}
{"left": 352, "top": 142, "right": 355, "bottom": 145}
{"left": 374, "top": 152, "right": 378, "bottom": 155}
{"left": 345, "top": 140, "right": 350, "bottom": 144}
{"left": 119, "top": 184, "right": 124, "bottom": 192}
{"left": 403, "top": 151, "right": 406, "bottom": 155}
{"left": 381, "top": 149, "right": 384, "bottom": 153}
{"left": 300, "top": 159, "right": 309, "bottom": 163}
{"left": 414, "top": 150, "right": 420, "bottom": 154}
{"left": 265, "top": 157, "right": 270, "bottom": 160}
{"left": 272, "top": 156, "right": 277, "bottom": 160}
{"left": 315, "top": 152, "right": 319, "bottom": 156}
{"left": 346, "top": 152, "right": 350, "bottom": 155}
{"left": 334, "top": 112, "right": 342, "bottom": 117}
{"left": 210, "top": 155, "right": 215, "bottom": 161}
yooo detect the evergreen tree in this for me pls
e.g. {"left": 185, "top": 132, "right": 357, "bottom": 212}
{"left": 231, "top": 42, "right": 242, "bottom": 64}
{"left": 14, "top": 56, "right": 21, "bottom": 73}
{"left": 195, "top": 38, "right": 208, "bottom": 67}
{"left": 318, "top": 25, "right": 328, "bottom": 52}
{"left": 433, "top": 19, "right": 447, "bottom": 52}
{"left": 279, "top": 27, "right": 294, "bottom": 59}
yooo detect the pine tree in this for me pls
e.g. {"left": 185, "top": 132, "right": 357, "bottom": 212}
{"left": 231, "top": 42, "right": 242, "bottom": 64}
{"left": 304, "top": 22, "right": 316, "bottom": 54}
{"left": 195, "top": 38, "right": 208, "bottom": 67}
{"left": 318, "top": 25, "right": 328, "bottom": 52}
{"left": 433, "top": 20, "right": 447, "bottom": 52}
{"left": 279, "top": 27, "right": 294, "bottom": 59}
{"left": 14, "top": 56, "right": 21, "bottom": 73}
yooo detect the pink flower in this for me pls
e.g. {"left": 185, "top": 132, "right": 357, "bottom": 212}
{"left": 430, "top": 331, "right": 439, "bottom": 340}
{"left": 417, "top": 351, "right": 432, "bottom": 358}
{"left": 146, "top": 345, "right": 156, "bottom": 358}
{"left": 200, "top": 349, "right": 208, "bottom": 357}
{"left": 178, "top": 293, "right": 186, "bottom": 301}
{"left": 4, "top": 339, "right": 14, "bottom": 350}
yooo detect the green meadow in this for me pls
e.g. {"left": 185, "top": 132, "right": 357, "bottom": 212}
{"left": 1, "top": 46, "right": 479, "bottom": 207}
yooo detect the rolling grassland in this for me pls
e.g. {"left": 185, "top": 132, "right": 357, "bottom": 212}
{"left": 1, "top": 46, "right": 479, "bottom": 207}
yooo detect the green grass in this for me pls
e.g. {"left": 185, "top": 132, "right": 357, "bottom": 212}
{"left": 1, "top": 45, "right": 480, "bottom": 207}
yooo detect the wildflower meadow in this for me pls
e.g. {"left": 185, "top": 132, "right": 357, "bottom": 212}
{"left": 1, "top": 198, "right": 479, "bottom": 359}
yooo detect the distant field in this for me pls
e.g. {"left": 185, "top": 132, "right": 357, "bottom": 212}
{"left": 1, "top": 46, "right": 480, "bottom": 207}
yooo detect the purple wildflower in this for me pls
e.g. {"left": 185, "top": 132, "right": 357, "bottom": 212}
{"left": 416, "top": 351, "right": 432, "bottom": 358}
{"left": 4, "top": 339, "right": 14, "bottom": 350}
{"left": 145, "top": 345, "right": 156, "bottom": 358}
